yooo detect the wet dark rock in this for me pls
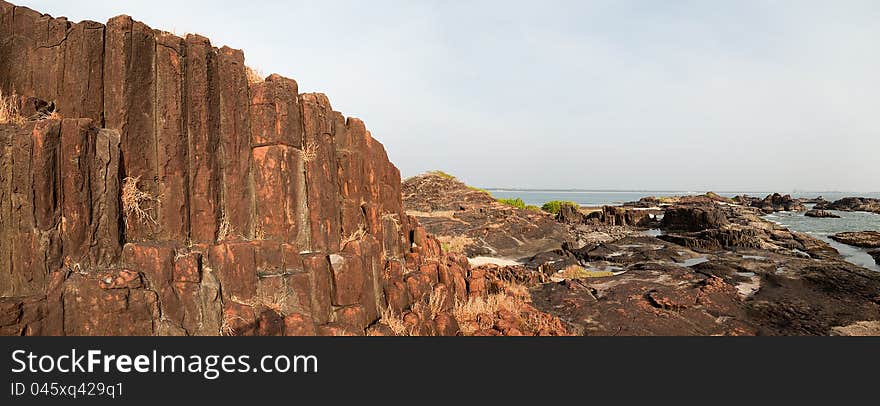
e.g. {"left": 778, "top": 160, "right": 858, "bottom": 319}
{"left": 804, "top": 209, "right": 840, "bottom": 218}
{"left": 815, "top": 197, "right": 880, "bottom": 214}
{"left": 868, "top": 250, "right": 880, "bottom": 265}
{"left": 661, "top": 205, "right": 729, "bottom": 232}
{"left": 736, "top": 193, "right": 806, "bottom": 213}
{"left": 830, "top": 231, "right": 880, "bottom": 248}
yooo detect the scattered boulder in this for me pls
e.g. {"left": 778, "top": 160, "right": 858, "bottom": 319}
{"left": 736, "top": 193, "right": 806, "bottom": 213}
{"left": 583, "top": 206, "right": 658, "bottom": 227}
{"left": 661, "top": 205, "right": 729, "bottom": 232}
{"left": 804, "top": 209, "right": 840, "bottom": 218}
{"left": 815, "top": 197, "right": 880, "bottom": 214}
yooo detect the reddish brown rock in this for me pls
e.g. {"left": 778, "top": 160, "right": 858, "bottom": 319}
{"left": 217, "top": 46, "right": 253, "bottom": 239}
{"left": 384, "top": 280, "right": 411, "bottom": 314}
{"left": 257, "top": 309, "right": 284, "bottom": 336}
{"left": 302, "top": 253, "right": 332, "bottom": 324}
{"left": 283, "top": 313, "right": 317, "bottom": 336}
{"left": 155, "top": 32, "right": 189, "bottom": 243}
{"left": 91, "top": 129, "right": 122, "bottom": 266}
{"left": 316, "top": 322, "right": 359, "bottom": 336}
{"left": 222, "top": 301, "right": 256, "bottom": 336}
{"left": 328, "top": 252, "right": 364, "bottom": 306}
{"left": 105, "top": 15, "right": 158, "bottom": 242}
{"left": 249, "top": 74, "right": 302, "bottom": 147}
{"left": 433, "top": 312, "right": 460, "bottom": 336}
{"left": 30, "top": 13, "right": 66, "bottom": 115}
{"left": 62, "top": 273, "right": 159, "bottom": 336}
{"left": 0, "top": 3, "right": 514, "bottom": 337}
{"left": 185, "top": 34, "right": 221, "bottom": 243}
{"left": 60, "top": 119, "right": 94, "bottom": 262}
{"left": 252, "top": 145, "right": 303, "bottom": 242}
{"left": 301, "top": 93, "right": 340, "bottom": 252}
{"left": 334, "top": 304, "right": 367, "bottom": 334}
{"left": 59, "top": 20, "right": 104, "bottom": 123}
{"left": 209, "top": 242, "right": 258, "bottom": 303}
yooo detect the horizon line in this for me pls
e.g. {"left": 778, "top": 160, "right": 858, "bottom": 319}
{"left": 480, "top": 188, "right": 880, "bottom": 195}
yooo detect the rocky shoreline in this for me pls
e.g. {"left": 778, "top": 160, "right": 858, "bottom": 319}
{"left": 403, "top": 177, "right": 880, "bottom": 335}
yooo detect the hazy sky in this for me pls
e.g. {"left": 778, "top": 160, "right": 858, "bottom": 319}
{"left": 20, "top": 0, "right": 880, "bottom": 192}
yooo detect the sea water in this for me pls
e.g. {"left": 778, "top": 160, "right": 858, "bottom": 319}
{"left": 768, "top": 208, "right": 880, "bottom": 272}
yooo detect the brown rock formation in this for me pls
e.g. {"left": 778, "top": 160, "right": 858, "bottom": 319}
{"left": 804, "top": 209, "right": 840, "bottom": 218}
{"left": 735, "top": 193, "right": 807, "bottom": 213}
{"left": 830, "top": 231, "right": 880, "bottom": 249}
{"left": 868, "top": 250, "right": 880, "bottom": 265}
{"left": 0, "top": 2, "right": 561, "bottom": 336}
{"left": 528, "top": 203, "right": 880, "bottom": 336}
{"left": 815, "top": 197, "right": 880, "bottom": 215}
{"left": 558, "top": 205, "right": 659, "bottom": 228}
{"left": 402, "top": 173, "right": 572, "bottom": 258}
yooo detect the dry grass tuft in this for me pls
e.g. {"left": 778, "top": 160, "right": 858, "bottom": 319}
{"left": 218, "top": 214, "right": 234, "bottom": 241}
{"left": 453, "top": 293, "right": 517, "bottom": 334}
{"left": 231, "top": 293, "right": 287, "bottom": 315}
{"left": 302, "top": 140, "right": 318, "bottom": 162}
{"left": 341, "top": 224, "right": 367, "bottom": 247}
{"left": 427, "top": 288, "right": 447, "bottom": 317}
{"left": 379, "top": 306, "right": 411, "bottom": 336}
{"left": 219, "top": 315, "right": 247, "bottom": 336}
{"left": 121, "top": 176, "right": 160, "bottom": 226}
{"left": 0, "top": 89, "right": 25, "bottom": 125}
{"left": 246, "top": 66, "right": 265, "bottom": 84}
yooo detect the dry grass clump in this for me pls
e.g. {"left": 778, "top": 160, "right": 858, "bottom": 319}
{"left": 453, "top": 291, "right": 521, "bottom": 335}
{"left": 230, "top": 293, "right": 287, "bottom": 315}
{"left": 218, "top": 214, "right": 233, "bottom": 241}
{"left": 0, "top": 89, "right": 25, "bottom": 125}
{"left": 219, "top": 315, "right": 247, "bottom": 336}
{"left": 121, "top": 176, "right": 161, "bottom": 226}
{"left": 246, "top": 66, "right": 265, "bottom": 84}
{"left": 438, "top": 235, "right": 474, "bottom": 254}
{"left": 341, "top": 224, "right": 367, "bottom": 247}
{"left": 379, "top": 306, "right": 411, "bottom": 336}
{"left": 302, "top": 140, "right": 318, "bottom": 162}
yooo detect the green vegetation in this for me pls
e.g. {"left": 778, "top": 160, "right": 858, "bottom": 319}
{"left": 467, "top": 185, "right": 491, "bottom": 196}
{"left": 525, "top": 205, "right": 542, "bottom": 212}
{"left": 497, "top": 198, "right": 526, "bottom": 210}
{"left": 428, "top": 170, "right": 456, "bottom": 180}
{"left": 541, "top": 200, "right": 579, "bottom": 214}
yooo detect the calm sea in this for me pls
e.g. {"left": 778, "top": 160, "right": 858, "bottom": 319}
{"left": 769, "top": 208, "right": 880, "bottom": 272}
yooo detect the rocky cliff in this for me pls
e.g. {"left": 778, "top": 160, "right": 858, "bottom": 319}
{"left": 0, "top": 2, "right": 531, "bottom": 336}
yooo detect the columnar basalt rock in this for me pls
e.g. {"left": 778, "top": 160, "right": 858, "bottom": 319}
{"left": 0, "top": 2, "right": 558, "bottom": 336}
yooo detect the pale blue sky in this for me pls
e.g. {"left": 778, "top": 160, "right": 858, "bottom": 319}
{"left": 20, "top": 0, "right": 880, "bottom": 192}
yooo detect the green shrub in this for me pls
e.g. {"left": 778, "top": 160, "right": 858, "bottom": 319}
{"left": 467, "top": 185, "right": 491, "bottom": 196}
{"left": 525, "top": 205, "right": 542, "bottom": 212}
{"left": 428, "top": 170, "right": 456, "bottom": 180}
{"left": 497, "top": 198, "right": 526, "bottom": 209}
{"left": 541, "top": 200, "right": 579, "bottom": 214}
